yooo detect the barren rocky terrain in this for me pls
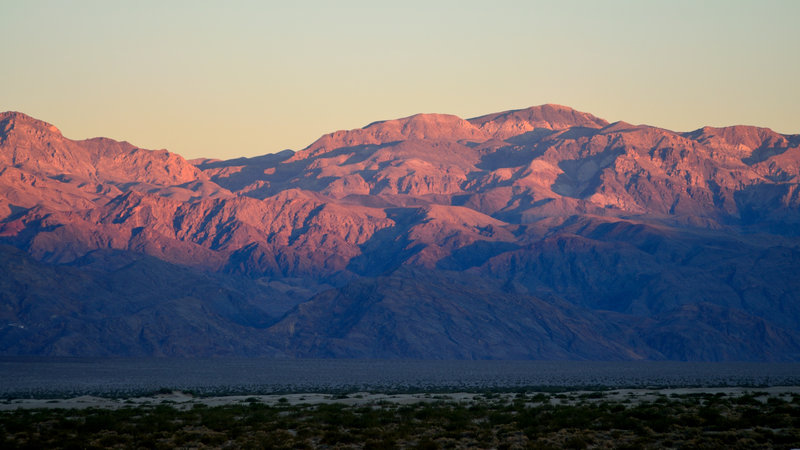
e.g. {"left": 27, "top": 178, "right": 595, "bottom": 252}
{"left": 1, "top": 105, "right": 799, "bottom": 359}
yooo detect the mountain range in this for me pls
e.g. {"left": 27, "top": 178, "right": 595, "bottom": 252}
{"left": 1, "top": 104, "right": 799, "bottom": 360}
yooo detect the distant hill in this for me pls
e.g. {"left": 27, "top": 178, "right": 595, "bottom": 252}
{"left": 2, "top": 106, "right": 799, "bottom": 360}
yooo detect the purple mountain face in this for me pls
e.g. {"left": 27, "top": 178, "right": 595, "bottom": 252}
{"left": 1, "top": 105, "right": 799, "bottom": 360}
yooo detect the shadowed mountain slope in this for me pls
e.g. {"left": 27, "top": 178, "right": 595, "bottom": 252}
{"left": 1, "top": 106, "right": 799, "bottom": 360}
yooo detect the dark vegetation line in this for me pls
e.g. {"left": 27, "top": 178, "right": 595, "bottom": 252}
{"left": 2, "top": 391, "right": 799, "bottom": 449}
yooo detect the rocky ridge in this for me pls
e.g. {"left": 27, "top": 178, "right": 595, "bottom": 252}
{"left": 1, "top": 106, "right": 799, "bottom": 359}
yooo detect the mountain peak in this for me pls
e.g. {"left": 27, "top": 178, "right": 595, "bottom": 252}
{"left": 299, "top": 113, "right": 487, "bottom": 158}
{"left": 364, "top": 113, "right": 485, "bottom": 140}
{"left": 297, "top": 105, "right": 613, "bottom": 159}
{"left": 468, "top": 104, "right": 609, "bottom": 140}
{"left": 685, "top": 125, "right": 789, "bottom": 151}
{"left": 0, "top": 111, "right": 205, "bottom": 187}
{"left": 1, "top": 111, "right": 63, "bottom": 141}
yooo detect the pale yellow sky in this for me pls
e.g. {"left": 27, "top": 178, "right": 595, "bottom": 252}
{"left": 2, "top": 1, "right": 798, "bottom": 159}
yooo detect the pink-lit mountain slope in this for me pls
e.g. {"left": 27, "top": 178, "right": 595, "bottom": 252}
{"left": 1, "top": 106, "right": 799, "bottom": 359}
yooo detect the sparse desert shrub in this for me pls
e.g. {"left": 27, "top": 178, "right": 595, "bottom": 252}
{"left": 1, "top": 391, "right": 800, "bottom": 449}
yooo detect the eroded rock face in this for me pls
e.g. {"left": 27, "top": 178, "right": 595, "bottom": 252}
{"left": 2, "top": 106, "right": 800, "bottom": 360}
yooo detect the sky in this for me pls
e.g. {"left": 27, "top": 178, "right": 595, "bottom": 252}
{"left": 2, "top": 1, "right": 799, "bottom": 160}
